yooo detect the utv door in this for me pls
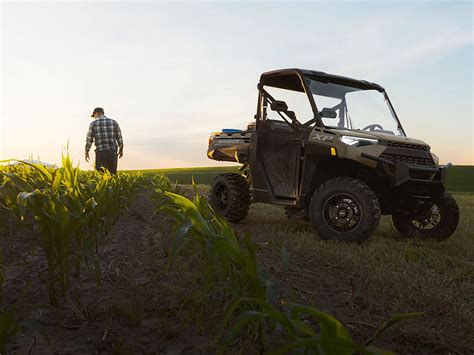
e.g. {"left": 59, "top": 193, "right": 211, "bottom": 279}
{"left": 249, "top": 120, "right": 301, "bottom": 200}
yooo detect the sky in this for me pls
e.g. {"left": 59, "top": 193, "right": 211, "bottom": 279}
{"left": 1, "top": 0, "right": 473, "bottom": 170}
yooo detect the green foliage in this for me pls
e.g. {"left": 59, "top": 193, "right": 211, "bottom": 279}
{"left": 444, "top": 165, "right": 474, "bottom": 192}
{"left": 0, "top": 156, "right": 144, "bottom": 352}
{"left": 150, "top": 173, "right": 184, "bottom": 195}
{"left": 160, "top": 182, "right": 422, "bottom": 353}
{"left": 0, "top": 156, "right": 144, "bottom": 305}
{"left": 136, "top": 166, "right": 240, "bottom": 185}
{"left": 163, "top": 188, "right": 274, "bottom": 305}
{"left": 162, "top": 184, "right": 418, "bottom": 355}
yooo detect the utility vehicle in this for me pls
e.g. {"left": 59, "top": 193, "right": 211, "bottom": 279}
{"left": 207, "top": 68, "right": 459, "bottom": 242}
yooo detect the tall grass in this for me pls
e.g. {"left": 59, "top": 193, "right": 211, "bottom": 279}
{"left": 159, "top": 182, "right": 421, "bottom": 354}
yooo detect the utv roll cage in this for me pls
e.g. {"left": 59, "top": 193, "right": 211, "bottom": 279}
{"left": 256, "top": 68, "right": 405, "bottom": 135}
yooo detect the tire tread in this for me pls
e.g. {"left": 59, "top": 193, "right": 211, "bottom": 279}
{"left": 392, "top": 192, "right": 459, "bottom": 240}
{"left": 209, "top": 173, "right": 250, "bottom": 222}
{"left": 309, "top": 177, "right": 381, "bottom": 242}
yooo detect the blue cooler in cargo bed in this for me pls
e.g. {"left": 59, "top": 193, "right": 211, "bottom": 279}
{"left": 222, "top": 129, "right": 242, "bottom": 133}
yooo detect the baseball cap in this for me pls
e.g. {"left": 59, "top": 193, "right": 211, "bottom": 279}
{"left": 91, "top": 107, "right": 104, "bottom": 117}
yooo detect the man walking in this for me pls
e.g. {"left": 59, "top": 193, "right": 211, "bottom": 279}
{"left": 85, "top": 107, "right": 124, "bottom": 174}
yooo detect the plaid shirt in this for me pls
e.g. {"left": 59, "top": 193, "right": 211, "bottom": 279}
{"left": 85, "top": 115, "right": 124, "bottom": 153}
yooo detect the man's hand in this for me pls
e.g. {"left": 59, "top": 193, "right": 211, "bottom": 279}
{"left": 118, "top": 149, "right": 123, "bottom": 159}
{"left": 85, "top": 151, "right": 90, "bottom": 162}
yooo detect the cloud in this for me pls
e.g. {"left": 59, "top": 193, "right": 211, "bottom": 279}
{"left": 296, "top": 8, "right": 473, "bottom": 81}
{"left": 1, "top": 2, "right": 472, "bottom": 167}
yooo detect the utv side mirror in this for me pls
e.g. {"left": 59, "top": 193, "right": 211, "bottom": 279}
{"left": 270, "top": 100, "right": 288, "bottom": 112}
{"left": 319, "top": 107, "right": 337, "bottom": 119}
{"left": 287, "top": 111, "right": 296, "bottom": 121}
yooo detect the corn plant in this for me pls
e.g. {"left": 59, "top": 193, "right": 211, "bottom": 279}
{"left": 0, "top": 159, "right": 91, "bottom": 305}
{"left": 222, "top": 297, "right": 422, "bottom": 354}
{"left": 151, "top": 173, "right": 185, "bottom": 198}
{"left": 162, "top": 187, "right": 276, "bottom": 306}
{"left": 0, "top": 155, "right": 144, "bottom": 305}
{"left": 160, "top": 182, "right": 422, "bottom": 354}
{"left": 0, "top": 156, "right": 143, "bottom": 352}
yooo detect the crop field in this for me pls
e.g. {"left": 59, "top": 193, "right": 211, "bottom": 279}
{"left": 0, "top": 160, "right": 473, "bottom": 354}
{"left": 135, "top": 166, "right": 241, "bottom": 186}
{"left": 136, "top": 165, "right": 474, "bottom": 192}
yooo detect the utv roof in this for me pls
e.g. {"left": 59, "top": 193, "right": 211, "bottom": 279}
{"left": 260, "top": 68, "right": 385, "bottom": 93}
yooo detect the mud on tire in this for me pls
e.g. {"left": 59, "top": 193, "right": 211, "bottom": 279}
{"left": 392, "top": 192, "right": 459, "bottom": 241}
{"left": 209, "top": 173, "right": 250, "bottom": 222}
{"left": 308, "top": 177, "right": 381, "bottom": 242}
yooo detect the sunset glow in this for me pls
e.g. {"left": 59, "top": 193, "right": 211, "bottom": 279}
{"left": 1, "top": 1, "right": 472, "bottom": 169}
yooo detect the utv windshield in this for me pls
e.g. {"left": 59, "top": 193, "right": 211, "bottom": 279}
{"left": 308, "top": 79, "right": 405, "bottom": 136}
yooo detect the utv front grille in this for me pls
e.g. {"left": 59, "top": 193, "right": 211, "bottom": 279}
{"left": 384, "top": 141, "right": 429, "bottom": 151}
{"left": 380, "top": 152, "right": 435, "bottom": 167}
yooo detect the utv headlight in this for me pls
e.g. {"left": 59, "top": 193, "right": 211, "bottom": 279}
{"left": 340, "top": 135, "right": 379, "bottom": 146}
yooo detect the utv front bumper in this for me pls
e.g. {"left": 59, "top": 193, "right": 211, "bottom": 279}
{"left": 361, "top": 152, "right": 450, "bottom": 197}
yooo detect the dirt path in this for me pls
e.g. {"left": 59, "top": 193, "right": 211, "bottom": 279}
{"left": 7, "top": 189, "right": 206, "bottom": 354}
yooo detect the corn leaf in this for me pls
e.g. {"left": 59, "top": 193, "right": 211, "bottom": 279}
{"left": 364, "top": 312, "right": 424, "bottom": 346}
{"left": 3, "top": 173, "right": 34, "bottom": 192}
{"left": 290, "top": 304, "right": 353, "bottom": 355}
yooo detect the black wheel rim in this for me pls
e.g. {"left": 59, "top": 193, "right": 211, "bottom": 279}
{"left": 323, "top": 193, "right": 362, "bottom": 233}
{"left": 213, "top": 183, "right": 229, "bottom": 211}
{"left": 411, "top": 203, "right": 441, "bottom": 230}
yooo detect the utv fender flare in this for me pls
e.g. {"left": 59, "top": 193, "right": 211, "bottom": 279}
{"left": 302, "top": 158, "right": 373, "bottom": 207}
{"left": 309, "top": 157, "right": 369, "bottom": 188}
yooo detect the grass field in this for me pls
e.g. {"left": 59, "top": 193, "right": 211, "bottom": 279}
{"left": 136, "top": 166, "right": 240, "bottom": 185}
{"left": 136, "top": 165, "right": 474, "bottom": 192}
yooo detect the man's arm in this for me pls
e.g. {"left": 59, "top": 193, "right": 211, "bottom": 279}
{"left": 85, "top": 122, "right": 94, "bottom": 162}
{"left": 116, "top": 122, "right": 124, "bottom": 158}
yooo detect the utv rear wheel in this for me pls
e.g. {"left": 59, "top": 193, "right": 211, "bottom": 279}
{"left": 392, "top": 192, "right": 459, "bottom": 241}
{"left": 308, "top": 177, "right": 381, "bottom": 242}
{"left": 209, "top": 173, "right": 250, "bottom": 222}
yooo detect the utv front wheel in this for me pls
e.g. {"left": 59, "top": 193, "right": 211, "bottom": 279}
{"left": 392, "top": 192, "right": 459, "bottom": 241}
{"left": 308, "top": 177, "right": 381, "bottom": 242}
{"left": 209, "top": 173, "right": 250, "bottom": 222}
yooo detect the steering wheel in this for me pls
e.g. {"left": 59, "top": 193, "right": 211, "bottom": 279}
{"left": 362, "top": 123, "right": 383, "bottom": 132}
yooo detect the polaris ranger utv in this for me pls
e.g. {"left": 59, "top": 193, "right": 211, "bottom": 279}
{"left": 207, "top": 68, "right": 459, "bottom": 242}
